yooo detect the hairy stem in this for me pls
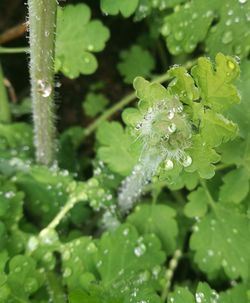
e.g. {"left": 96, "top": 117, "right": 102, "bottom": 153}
{"left": 28, "top": 0, "right": 57, "bottom": 165}
{"left": 0, "top": 62, "right": 11, "bottom": 123}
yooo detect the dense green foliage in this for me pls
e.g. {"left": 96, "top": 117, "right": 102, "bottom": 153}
{"left": 0, "top": 0, "right": 250, "bottom": 302}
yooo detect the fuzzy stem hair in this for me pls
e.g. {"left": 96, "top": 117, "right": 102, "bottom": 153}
{"left": 28, "top": 0, "right": 57, "bottom": 165}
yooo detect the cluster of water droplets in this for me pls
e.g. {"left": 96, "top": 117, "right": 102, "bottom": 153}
{"left": 119, "top": 97, "right": 192, "bottom": 213}
{"left": 160, "top": 0, "right": 250, "bottom": 56}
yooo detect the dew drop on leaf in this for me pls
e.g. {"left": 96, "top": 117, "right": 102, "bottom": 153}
{"left": 222, "top": 31, "right": 233, "bottom": 44}
{"left": 165, "top": 159, "right": 174, "bottom": 170}
{"left": 63, "top": 267, "right": 72, "bottom": 278}
{"left": 161, "top": 23, "right": 171, "bottom": 36}
{"left": 182, "top": 155, "right": 192, "bottom": 167}
{"left": 168, "top": 123, "right": 177, "bottom": 133}
{"left": 134, "top": 243, "right": 146, "bottom": 257}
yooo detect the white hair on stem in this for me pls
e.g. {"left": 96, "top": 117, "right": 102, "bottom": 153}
{"left": 118, "top": 150, "right": 164, "bottom": 214}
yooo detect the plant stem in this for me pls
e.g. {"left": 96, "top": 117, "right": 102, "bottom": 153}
{"left": 161, "top": 249, "right": 182, "bottom": 302}
{"left": 200, "top": 179, "right": 216, "bottom": 210}
{"left": 84, "top": 60, "right": 196, "bottom": 137}
{"left": 28, "top": 0, "right": 57, "bottom": 165}
{"left": 46, "top": 272, "right": 66, "bottom": 303}
{"left": 0, "top": 62, "right": 11, "bottom": 123}
{"left": 45, "top": 196, "right": 78, "bottom": 231}
{"left": 0, "top": 46, "right": 29, "bottom": 54}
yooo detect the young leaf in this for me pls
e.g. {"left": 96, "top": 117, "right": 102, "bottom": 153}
{"left": 96, "top": 122, "right": 140, "bottom": 176}
{"left": 191, "top": 54, "right": 240, "bottom": 112}
{"left": 83, "top": 93, "right": 109, "bottom": 118}
{"left": 117, "top": 45, "right": 155, "bottom": 84}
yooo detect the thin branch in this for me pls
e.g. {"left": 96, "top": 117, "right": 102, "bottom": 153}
{"left": 0, "top": 46, "right": 29, "bottom": 54}
{"left": 0, "top": 22, "right": 27, "bottom": 44}
{"left": 0, "top": 62, "right": 11, "bottom": 123}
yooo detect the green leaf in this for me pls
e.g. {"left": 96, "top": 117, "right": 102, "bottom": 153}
{"left": 219, "top": 168, "right": 249, "bottom": 204}
{"left": 83, "top": 93, "right": 109, "bottom": 117}
{"left": 186, "top": 135, "right": 221, "bottom": 179}
{"left": 219, "top": 284, "right": 250, "bottom": 303}
{"left": 96, "top": 121, "right": 140, "bottom": 176}
{"left": 184, "top": 187, "right": 208, "bottom": 218}
{"left": 190, "top": 205, "right": 250, "bottom": 279}
{"left": 127, "top": 204, "right": 178, "bottom": 254}
{"left": 191, "top": 54, "right": 240, "bottom": 112}
{"left": 0, "top": 123, "right": 33, "bottom": 160}
{"left": 15, "top": 166, "right": 81, "bottom": 227}
{"left": 200, "top": 111, "right": 238, "bottom": 147}
{"left": 135, "top": 0, "right": 184, "bottom": 20}
{"left": 227, "top": 59, "right": 250, "bottom": 138}
{"left": 96, "top": 224, "right": 165, "bottom": 285}
{"left": 55, "top": 4, "right": 110, "bottom": 78}
{"left": 61, "top": 237, "right": 97, "bottom": 290}
{"left": 1, "top": 255, "right": 44, "bottom": 302}
{"left": 100, "top": 0, "right": 139, "bottom": 17}
{"left": 133, "top": 77, "right": 170, "bottom": 112}
{"left": 168, "top": 65, "right": 199, "bottom": 105}
{"left": 161, "top": 0, "right": 250, "bottom": 58}
{"left": 168, "top": 287, "right": 195, "bottom": 303}
{"left": 117, "top": 45, "right": 155, "bottom": 84}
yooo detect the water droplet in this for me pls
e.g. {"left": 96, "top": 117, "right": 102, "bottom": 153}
{"left": 168, "top": 123, "right": 176, "bottom": 133}
{"left": 14, "top": 267, "right": 21, "bottom": 272}
{"left": 62, "top": 250, "right": 71, "bottom": 260}
{"left": 208, "top": 249, "right": 214, "bottom": 256}
{"left": 134, "top": 243, "right": 146, "bottom": 257}
{"left": 227, "top": 60, "right": 236, "bottom": 70}
{"left": 37, "top": 79, "right": 52, "bottom": 97}
{"left": 165, "top": 159, "right": 174, "bottom": 170}
{"left": 27, "top": 236, "right": 39, "bottom": 252}
{"left": 222, "top": 259, "right": 228, "bottom": 267}
{"left": 222, "top": 31, "right": 233, "bottom": 44}
{"left": 123, "top": 228, "right": 129, "bottom": 236}
{"left": 167, "top": 110, "right": 175, "bottom": 120}
{"left": 195, "top": 292, "right": 205, "bottom": 303}
{"left": 182, "top": 155, "right": 192, "bottom": 167}
{"left": 87, "top": 44, "right": 94, "bottom": 51}
{"left": 135, "top": 122, "right": 142, "bottom": 130}
{"left": 174, "top": 31, "right": 184, "bottom": 41}
{"left": 234, "top": 45, "right": 242, "bottom": 55}
{"left": 161, "top": 23, "right": 171, "bottom": 36}
{"left": 63, "top": 267, "right": 72, "bottom": 278}
{"left": 206, "top": 10, "right": 213, "bottom": 18}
